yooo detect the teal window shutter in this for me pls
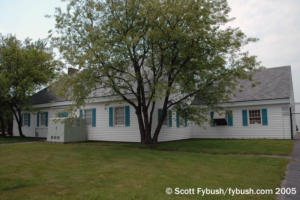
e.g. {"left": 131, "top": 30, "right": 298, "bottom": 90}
{"left": 185, "top": 116, "right": 187, "bottom": 127}
{"left": 21, "top": 114, "right": 23, "bottom": 127}
{"left": 176, "top": 112, "right": 179, "bottom": 127}
{"left": 262, "top": 109, "right": 268, "bottom": 125}
{"left": 125, "top": 106, "right": 130, "bottom": 126}
{"left": 92, "top": 108, "right": 96, "bottom": 127}
{"left": 169, "top": 110, "right": 172, "bottom": 127}
{"left": 210, "top": 112, "right": 215, "bottom": 127}
{"left": 242, "top": 110, "right": 248, "bottom": 126}
{"left": 158, "top": 109, "right": 162, "bottom": 123}
{"left": 109, "top": 107, "right": 113, "bottom": 127}
{"left": 228, "top": 110, "right": 233, "bottom": 126}
{"left": 28, "top": 113, "right": 30, "bottom": 127}
{"left": 79, "top": 109, "right": 83, "bottom": 118}
{"left": 37, "top": 112, "right": 39, "bottom": 127}
{"left": 45, "top": 112, "right": 48, "bottom": 127}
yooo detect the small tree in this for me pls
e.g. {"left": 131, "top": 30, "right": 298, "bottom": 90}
{"left": 0, "top": 34, "right": 61, "bottom": 137}
{"left": 50, "top": 0, "right": 261, "bottom": 144}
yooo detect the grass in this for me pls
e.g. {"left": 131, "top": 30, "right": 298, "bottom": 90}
{"left": 0, "top": 142, "right": 290, "bottom": 200}
{"left": 82, "top": 139, "right": 294, "bottom": 156}
{"left": 0, "top": 137, "right": 35, "bottom": 144}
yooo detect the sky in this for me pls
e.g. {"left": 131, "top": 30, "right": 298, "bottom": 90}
{"left": 0, "top": 0, "right": 299, "bottom": 102}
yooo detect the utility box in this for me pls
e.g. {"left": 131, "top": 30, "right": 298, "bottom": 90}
{"left": 47, "top": 118, "right": 87, "bottom": 143}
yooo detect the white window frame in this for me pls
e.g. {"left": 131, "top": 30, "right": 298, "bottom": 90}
{"left": 115, "top": 106, "right": 125, "bottom": 126}
{"left": 40, "top": 113, "right": 46, "bottom": 126}
{"left": 84, "top": 109, "right": 93, "bottom": 126}
{"left": 23, "top": 114, "right": 28, "bottom": 126}
{"left": 248, "top": 109, "right": 262, "bottom": 125}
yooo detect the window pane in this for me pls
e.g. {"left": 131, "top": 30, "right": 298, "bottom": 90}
{"left": 249, "top": 110, "right": 261, "bottom": 125}
{"left": 115, "top": 107, "right": 125, "bottom": 125}
{"left": 84, "top": 109, "right": 92, "bottom": 125}
{"left": 41, "top": 113, "right": 46, "bottom": 125}
{"left": 24, "top": 114, "right": 28, "bottom": 126}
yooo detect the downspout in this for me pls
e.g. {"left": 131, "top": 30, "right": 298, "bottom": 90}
{"left": 290, "top": 107, "right": 293, "bottom": 140}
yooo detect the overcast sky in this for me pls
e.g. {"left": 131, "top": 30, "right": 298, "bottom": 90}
{"left": 0, "top": 0, "right": 299, "bottom": 102}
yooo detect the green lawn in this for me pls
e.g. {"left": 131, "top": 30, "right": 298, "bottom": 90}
{"left": 82, "top": 139, "right": 294, "bottom": 156}
{"left": 0, "top": 137, "right": 35, "bottom": 144}
{"left": 0, "top": 143, "right": 290, "bottom": 200}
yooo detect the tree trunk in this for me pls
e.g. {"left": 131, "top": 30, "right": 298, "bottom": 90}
{"left": 5, "top": 107, "right": 13, "bottom": 137}
{"left": 152, "top": 94, "right": 170, "bottom": 143}
{"left": 152, "top": 121, "right": 163, "bottom": 144}
{"left": 142, "top": 104, "right": 153, "bottom": 145}
{"left": 12, "top": 108, "right": 25, "bottom": 138}
{"left": 136, "top": 106, "right": 153, "bottom": 145}
{"left": 0, "top": 110, "right": 6, "bottom": 138}
{"left": 136, "top": 109, "right": 146, "bottom": 144}
{"left": 152, "top": 107, "right": 168, "bottom": 144}
{"left": 143, "top": 124, "right": 152, "bottom": 144}
{"left": 8, "top": 119, "right": 13, "bottom": 137}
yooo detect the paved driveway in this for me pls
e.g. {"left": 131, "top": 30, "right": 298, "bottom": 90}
{"left": 278, "top": 134, "right": 300, "bottom": 200}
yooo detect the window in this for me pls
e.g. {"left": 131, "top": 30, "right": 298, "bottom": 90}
{"left": 24, "top": 114, "right": 28, "bottom": 126}
{"left": 115, "top": 107, "right": 125, "bottom": 126}
{"left": 249, "top": 110, "right": 261, "bottom": 125}
{"left": 41, "top": 113, "right": 46, "bottom": 125}
{"left": 178, "top": 117, "right": 185, "bottom": 127}
{"left": 84, "top": 109, "right": 93, "bottom": 126}
{"left": 58, "top": 112, "right": 68, "bottom": 118}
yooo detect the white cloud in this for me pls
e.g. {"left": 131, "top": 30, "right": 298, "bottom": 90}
{"left": 0, "top": 28, "right": 9, "bottom": 35}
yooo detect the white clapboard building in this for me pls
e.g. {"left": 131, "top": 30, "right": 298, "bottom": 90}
{"left": 13, "top": 65, "right": 297, "bottom": 141}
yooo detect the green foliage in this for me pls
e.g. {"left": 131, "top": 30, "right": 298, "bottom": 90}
{"left": 0, "top": 33, "right": 62, "bottom": 136}
{"left": 50, "top": 0, "right": 262, "bottom": 143}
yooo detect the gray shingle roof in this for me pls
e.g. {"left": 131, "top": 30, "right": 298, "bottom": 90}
{"left": 32, "top": 65, "right": 293, "bottom": 105}
{"left": 192, "top": 65, "right": 292, "bottom": 105}
{"left": 31, "top": 87, "right": 65, "bottom": 105}
{"left": 228, "top": 65, "right": 292, "bottom": 102}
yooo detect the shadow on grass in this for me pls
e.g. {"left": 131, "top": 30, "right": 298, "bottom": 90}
{"left": 81, "top": 139, "right": 294, "bottom": 156}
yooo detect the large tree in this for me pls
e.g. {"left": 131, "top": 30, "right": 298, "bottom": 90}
{"left": 50, "top": 0, "right": 261, "bottom": 144}
{"left": 0, "top": 34, "right": 61, "bottom": 137}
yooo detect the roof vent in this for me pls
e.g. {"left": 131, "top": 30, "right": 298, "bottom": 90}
{"left": 213, "top": 111, "right": 228, "bottom": 126}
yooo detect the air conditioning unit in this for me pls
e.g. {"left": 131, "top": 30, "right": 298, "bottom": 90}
{"left": 47, "top": 118, "right": 87, "bottom": 143}
{"left": 213, "top": 111, "right": 228, "bottom": 126}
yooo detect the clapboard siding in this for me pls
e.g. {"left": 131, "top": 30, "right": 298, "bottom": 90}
{"left": 83, "top": 99, "right": 191, "bottom": 142}
{"left": 13, "top": 107, "right": 53, "bottom": 138}
{"left": 82, "top": 101, "right": 141, "bottom": 142}
{"left": 13, "top": 101, "right": 293, "bottom": 140}
{"left": 153, "top": 98, "right": 192, "bottom": 142}
{"left": 192, "top": 103, "right": 291, "bottom": 139}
